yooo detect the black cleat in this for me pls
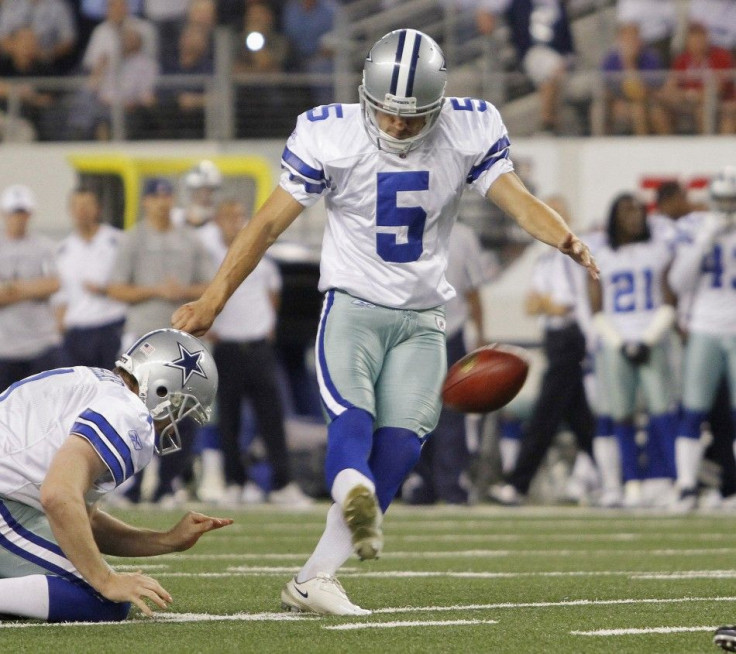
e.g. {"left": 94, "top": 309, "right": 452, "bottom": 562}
{"left": 714, "top": 625, "right": 736, "bottom": 651}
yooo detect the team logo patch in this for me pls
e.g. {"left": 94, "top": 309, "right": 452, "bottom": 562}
{"left": 435, "top": 316, "right": 446, "bottom": 332}
{"left": 128, "top": 430, "right": 143, "bottom": 451}
{"left": 352, "top": 299, "right": 377, "bottom": 309}
{"left": 165, "top": 342, "right": 208, "bottom": 385}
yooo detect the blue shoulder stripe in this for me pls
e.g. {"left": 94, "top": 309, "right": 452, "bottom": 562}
{"left": 281, "top": 146, "right": 325, "bottom": 183}
{"left": 73, "top": 409, "right": 134, "bottom": 485}
{"left": 466, "top": 136, "right": 511, "bottom": 183}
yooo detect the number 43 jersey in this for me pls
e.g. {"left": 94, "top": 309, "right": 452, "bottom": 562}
{"left": 280, "top": 100, "right": 514, "bottom": 310}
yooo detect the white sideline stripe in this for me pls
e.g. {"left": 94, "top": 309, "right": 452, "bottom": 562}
{"left": 0, "top": 613, "right": 318, "bottom": 629}
{"left": 634, "top": 571, "right": 736, "bottom": 579}
{"left": 226, "top": 567, "right": 736, "bottom": 580}
{"left": 324, "top": 619, "right": 498, "bottom": 631}
{"left": 137, "top": 547, "right": 736, "bottom": 562}
{"left": 571, "top": 626, "right": 716, "bottom": 636}
{"left": 371, "top": 596, "right": 736, "bottom": 614}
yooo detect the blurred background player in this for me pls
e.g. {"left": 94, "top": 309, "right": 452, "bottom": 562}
{"left": 54, "top": 185, "right": 126, "bottom": 369}
{"left": 0, "top": 328, "right": 232, "bottom": 622}
{"left": 107, "top": 178, "right": 214, "bottom": 504}
{"left": 174, "top": 159, "right": 222, "bottom": 230}
{"left": 589, "top": 193, "right": 677, "bottom": 508}
{"left": 206, "top": 198, "right": 312, "bottom": 507}
{"left": 0, "top": 183, "right": 63, "bottom": 390}
{"left": 668, "top": 166, "right": 736, "bottom": 511}
{"left": 491, "top": 195, "right": 596, "bottom": 506}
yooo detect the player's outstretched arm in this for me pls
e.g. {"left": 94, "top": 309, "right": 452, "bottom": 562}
{"left": 90, "top": 508, "right": 233, "bottom": 556}
{"left": 172, "top": 186, "right": 305, "bottom": 336}
{"left": 486, "top": 172, "right": 599, "bottom": 278}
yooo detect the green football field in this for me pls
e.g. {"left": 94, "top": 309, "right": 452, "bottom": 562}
{"left": 4, "top": 502, "right": 736, "bottom": 653}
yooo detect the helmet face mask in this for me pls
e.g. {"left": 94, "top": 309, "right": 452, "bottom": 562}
{"left": 709, "top": 166, "right": 736, "bottom": 216}
{"left": 116, "top": 329, "right": 218, "bottom": 456}
{"left": 359, "top": 29, "right": 447, "bottom": 154}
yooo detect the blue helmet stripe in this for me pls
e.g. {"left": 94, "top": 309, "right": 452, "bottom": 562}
{"left": 406, "top": 32, "right": 422, "bottom": 97}
{"left": 390, "top": 29, "right": 407, "bottom": 95}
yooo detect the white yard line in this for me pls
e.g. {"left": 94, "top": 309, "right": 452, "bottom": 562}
{"left": 324, "top": 619, "right": 498, "bottom": 630}
{"left": 0, "top": 613, "right": 317, "bottom": 628}
{"left": 128, "top": 547, "right": 736, "bottom": 562}
{"left": 571, "top": 626, "right": 717, "bottom": 636}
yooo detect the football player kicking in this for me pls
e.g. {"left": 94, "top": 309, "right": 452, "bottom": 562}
{"left": 0, "top": 329, "right": 233, "bottom": 622}
{"left": 172, "top": 28, "right": 598, "bottom": 616}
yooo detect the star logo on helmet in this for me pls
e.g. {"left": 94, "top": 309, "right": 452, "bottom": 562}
{"left": 165, "top": 342, "right": 207, "bottom": 385}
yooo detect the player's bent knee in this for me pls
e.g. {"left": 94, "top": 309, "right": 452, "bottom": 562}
{"left": 47, "top": 576, "right": 130, "bottom": 622}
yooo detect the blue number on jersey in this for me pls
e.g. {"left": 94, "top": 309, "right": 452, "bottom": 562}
{"left": 702, "top": 244, "right": 725, "bottom": 288}
{"left": 611, "top": 268, "right": 654, "bottom": 313}
{"left": 450, "top": 98, "right": 487, "bottom": 112}
{"left": 376, "top": 171, "right": 429, "bottom": 263}
{"left": 306, "top": 104, "right": 344, "bottom": 121}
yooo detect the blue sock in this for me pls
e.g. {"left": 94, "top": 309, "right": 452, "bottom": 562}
{"left": 193, "top": 424, "right": 221, "bottom": 453}
{"left": 325, "top": 408, "right": 375, "bottom": 490}
{"left": 614, "top": 422, "right": 640, "bottom": 482}
{"left": 500, "top": 417, "right": 523, "bottom": 441}
{"left": 47, "top": 576, "right": 130, "bottom": 622}
{"left": 647, "top": 412, "right": 677, "bottom": 479}
{"left": 369, "top": 427, "right": 422, "bottom": 512}
{"left": 596, "top": 415, "right": 614, "bottom": 438}
{"left": 679, "top": 408, "right": 707, "bottom": 439}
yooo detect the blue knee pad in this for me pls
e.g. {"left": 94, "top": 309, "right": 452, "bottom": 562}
{"left": 369, "top": 427, "right": 422, "bottom": 512}
{"left": 193, "top": 424, "right": 221, "bottom": 453}
{"left": 325, "top": 408, "right": 375, "bottom": 490}
{"left": 679, "top": 408, "right": 707, "bottom": 440}
{"left": 47, "top": 576, "right": 130, "bottom": 622}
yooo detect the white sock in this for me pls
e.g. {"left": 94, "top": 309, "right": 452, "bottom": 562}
{"left": 296, "top": 503, "right": 354, "bottom": 582}
{"left": 499, "top": 438, "right": 521, "bottom": 476}
{"left": 675, "top": 436, "right": 703, "bottom": 490}
{"left": 331, "top": 469, "right": 375, "bottom": 506}
{"left": 0, "top": 575, "right": 50, "bottom": 619}
{"left": 592, "top": 436, "right": 621, "bottom": 493}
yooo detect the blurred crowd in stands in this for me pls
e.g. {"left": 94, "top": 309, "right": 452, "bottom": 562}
{"left": 0, "top": 0, "right": 736, "bottom": 140}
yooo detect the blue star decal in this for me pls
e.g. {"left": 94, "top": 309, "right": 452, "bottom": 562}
{"left": 165, "top": 342, "right": 207, "bottom": 385}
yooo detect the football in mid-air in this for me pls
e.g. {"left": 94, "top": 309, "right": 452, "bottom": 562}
{"left": 442, "top": 344, "right": 529, "bottom": 413}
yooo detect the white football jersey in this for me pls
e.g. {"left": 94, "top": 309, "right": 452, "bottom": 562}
{"left": 596, "top": 238, "right": 674, "bottom": 340}
{"left": 280, "top": 99, "right": 514, "bottom": 310}
{"left": 675, "top": 212, "right": 736, "bottom": 335}
{"left": 0, "top": 367, "right": 154, "bottom": 510}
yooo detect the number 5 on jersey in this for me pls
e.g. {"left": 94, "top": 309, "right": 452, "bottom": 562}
{"left": 376, "top": 171, "right": 429, "bottom": 263}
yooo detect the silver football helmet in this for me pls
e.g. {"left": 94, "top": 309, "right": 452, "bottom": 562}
{"left": 185, "top": 160, "right": 222, "bottom": 190}
{"left": 359, "top": 29, "right": 447, "bottom": 154}
{"left": 115, "top": 329, "right": 218, "bottom": 455}
{"left": 710, "top": 166, "right": 736, "bottom": 215}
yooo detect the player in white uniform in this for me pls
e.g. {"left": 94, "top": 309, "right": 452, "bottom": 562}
{"left": 173, "top": 28, "right": 598, "bottom": 615}
{"left": 590, "top": 193, "right": 677, "bottom": 507}
{"left": 0, "top": 328, "right": 231, "bottom": 622}
{"left": 668, "top": 167, "right": 736, "bottom": 511}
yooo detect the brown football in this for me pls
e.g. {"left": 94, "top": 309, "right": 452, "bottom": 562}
{"left": 442, "top": 344, "right": 529, "bottom": 413}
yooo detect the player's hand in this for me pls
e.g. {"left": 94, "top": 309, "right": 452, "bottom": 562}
{"left": 621, "top": 342, "right": 650, "bottom": 365}
{"left": 99, "top": 570, "right": 172, "bottom": 617}
{"left": 558, "top": 233, "right": 599, "bottom": 279}
{"left": 171, "top": 299, "right": 217, "bottom": 337}
{"left": 165, "top": 511, "right": 234, "bottom": 552}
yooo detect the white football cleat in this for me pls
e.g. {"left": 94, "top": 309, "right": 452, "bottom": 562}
{"left": 342, "top": 485, "right": 383, "bottom": 560}
{"left": 281, "top": 575, "right": 371, "bottom": 616}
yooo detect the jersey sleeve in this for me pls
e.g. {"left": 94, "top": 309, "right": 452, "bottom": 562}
{"left": 456, "top": 100, "right": 514, "bottom": 197}
{"left": 279, "top": 110, "right": 331, "bottom": 207}
{"left": 71, "top": 394, "right": 154, "bottom": 487}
